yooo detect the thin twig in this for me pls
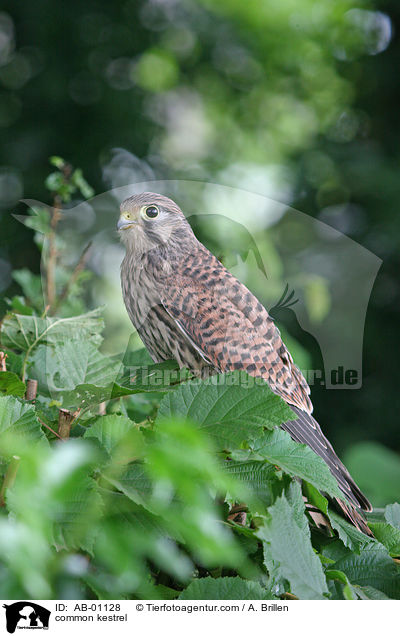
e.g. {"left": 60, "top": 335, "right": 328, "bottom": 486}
{"left": 52, "top": 241, "right": 92, "bottom": 314}
{"left": 38, "top": 416, "right": 63, "bottom": 441}
{"left": 46, "top": 194, "right": 62, "bottom": 311}
{"left": 0, "top": 456, "right": 20, "bottom": 506}
{"left": 281, "top": 593, "right": 298, "bottom": 600}
{"left": 46, "top": 162, "right": 72, "bottom": 313}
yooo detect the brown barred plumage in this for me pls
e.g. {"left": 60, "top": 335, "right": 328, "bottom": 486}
{"left": 118, "top": 192, "right": 373, "bottom": 535}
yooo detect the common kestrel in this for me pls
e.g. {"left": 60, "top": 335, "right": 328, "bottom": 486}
{"left": 118, "top": 192, "right": 372, "bottom": 535}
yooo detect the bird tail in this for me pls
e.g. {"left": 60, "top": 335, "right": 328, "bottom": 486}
{"left": 282, "top": 406, "right": 373, "bottom": 536}
{"left": 333, "top": 498, "right": 374, "bottom": 537}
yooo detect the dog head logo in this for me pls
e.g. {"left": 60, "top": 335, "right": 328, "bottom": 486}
{"left": 2, "top": 602, "right": 50, "bottom": 633}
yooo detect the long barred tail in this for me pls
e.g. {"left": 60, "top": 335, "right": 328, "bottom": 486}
{"left": 282, "top": 406, "right": 373, "bottom": 536}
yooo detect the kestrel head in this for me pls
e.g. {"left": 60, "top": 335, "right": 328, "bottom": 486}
{"left": 118, "top": 192, "right": 191, "bottom": 253}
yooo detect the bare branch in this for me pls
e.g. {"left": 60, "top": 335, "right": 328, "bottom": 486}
{"left": 58, "top": 408, "right": 73, "bottom": 439}
{"left": 25, "top": 378, "right": 38, "bottom": 401}
{"left": 46, "top": 194, "right": 62, "bottom": 310}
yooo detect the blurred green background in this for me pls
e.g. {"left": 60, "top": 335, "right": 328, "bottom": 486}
{"left": 0, "top": 0, "right": 399, "bottom": 506}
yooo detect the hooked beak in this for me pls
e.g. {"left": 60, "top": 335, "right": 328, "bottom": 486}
{"left": 117, "top": 217, "right": 138, "bottom": 230}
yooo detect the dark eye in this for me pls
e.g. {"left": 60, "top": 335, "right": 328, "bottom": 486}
{"left": 144, "top": 205, "right": 159, "bottom": 219}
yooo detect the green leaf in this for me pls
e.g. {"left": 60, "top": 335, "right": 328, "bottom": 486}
{"left": 6, "top": 296, "right": 34, "bottom": 316}
{"left": 327, "top": 509, "right": 372, "bottom": 554}
{"left": 158, "top": 371, "right": 294, "bottom": 449}
{"left": 385, "top": 503, "right": 400, "bottom": 529}
{"left": 23, "top": 205, "right": 51, "bottom": 235}
{"left": 179, "top": 576, "right": 276, "bottom": 600}
{"left": 49, "top": 156, "right": 65, "bottom": 169}
{"left": 303, "top": 481, "right": 328, "bottom": 515}
{"left": 103, "top": 463, "right": 154, "bottom": 510}
{"left": 71, "top": 168, "right": 95, "bottom": 199}
{"left": 224, "top": 460, "right": 280, "bottom": 508}
{"left": 12, "top": 269, "right": 44, "bottom": 311}
{"left": 0, "top": 307, "right": 105, "bottom": 353}
{"left": 241, "top": 428, "right": 343, "bottom": 500}
{"left": 84, "top": 414, "right": 143, "bottom": 458}
{"left": 258, "top": 485, "right": 329, "bottom": 599}
{"left": 153, "top": 584, "right": 179, "bottom": 600}
{"left": 329, "top": 541, "right": 400, "bottom": 599}
{"left": 353, "top": 585, "right": 390, "bottom": 600}
{"left": 30, "top": 341, "right": 121, "bottom": 401}
{"left": 0, "top": 372, "right": 26, "bottom": 397}
{"left": 325, "top": 569, "right": 356, "bottom": 600}
{"left": 0, "top": 395, "right": 47, "bottom": 452}
{"left": 368, "top": 522, "right": 400, "bottom": 557}
{"left": 122, "top": 345, "right": 153, "bottom": 369}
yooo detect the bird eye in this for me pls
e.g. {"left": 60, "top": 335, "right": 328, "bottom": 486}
{"left": 144, "top": 205, "right": 159, "bottom": 219}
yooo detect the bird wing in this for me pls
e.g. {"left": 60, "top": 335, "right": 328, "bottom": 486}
{"left": 159, "top": 251, "right": 312, "bottom": 413}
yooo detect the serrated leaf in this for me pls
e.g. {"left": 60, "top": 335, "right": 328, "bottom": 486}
{"left": 179, "top": 576, "right": 276, "bottom": 600}
{"left": 353, "top": 585, "right": 390, "bottom": 600}
{"left": 84, "top": 414, "right": 141, "bottom": 457}
{"left": 158, "top": 371, "right": 294, "bottom": 449}
{"left": 385, "top": 503, "right": 400, "bottom": 529}
{"left": 329, "top": 541, "right": 400, "bottom": 599}
{"left": 285, "top": 480, "right": 309, "bottom": 533}
{"left": 242, "top": 428, "right": 343, "bottom": 500}
{"left": 0, "top": 307, "right": 104, "bottom": 353}
{"left": 320, "top": 539, "right": 352, "bottom": 564}
{"left": 327, "top": 509, "right": 372, "bottom": 554}
{"left": 368, "top": 522, "right": 400, "bottom": 557}
{"left": 30, "top": 340, "right": 121, "bottom": 402}
{"left": 0, "top": 372, "right": 26, "bottom": 397}
{"left": 0, "top": 395, "right": 47, "bottom": 451}
{"left": 258, "top": 486, "right": 329, "bottom": 599}
{"left": 224, "top": 460, "right": 279, "bottom": 508}
{"left": 103, "top": 463, "right": 153, "bottom": 510}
